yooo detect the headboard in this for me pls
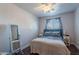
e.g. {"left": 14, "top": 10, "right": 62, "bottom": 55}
{"left": 43, "top": 29, "right": 63, "bottom": 39}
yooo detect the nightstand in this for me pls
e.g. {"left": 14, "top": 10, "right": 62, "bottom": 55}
{"left": 64, "top": 35, "right": 70, "bottom": 46}
{"left": 38, "top": 34, "right": 43, "bottom": 37}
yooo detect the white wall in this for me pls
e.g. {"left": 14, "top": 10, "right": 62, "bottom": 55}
{"left": 0, "top": 3, "right": 39, "bottom": 52}
{"left": 75, "top": 7, "right": 79, "bottom": 49}
{"left": 39, "top": 12, "right": 75, "bottom": 44}
{"left": 0, "top": 25, "right": 11, "bottom": 52}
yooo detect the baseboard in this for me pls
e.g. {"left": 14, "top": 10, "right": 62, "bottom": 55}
{"left": 21, "top": 44, "right": 30, "bottom": 50}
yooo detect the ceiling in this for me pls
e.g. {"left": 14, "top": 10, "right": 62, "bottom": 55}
{"left": 15, "top": 3, "right": 79, "bottom": 17}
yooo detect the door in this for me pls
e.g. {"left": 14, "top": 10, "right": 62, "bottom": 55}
{"left": 11, "top": 25, "right": 19, "bottom": 41}
{"left": 10, "top": 25, "right": 20, "bottom": 53}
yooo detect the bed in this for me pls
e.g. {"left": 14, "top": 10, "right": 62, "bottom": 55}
{"left": 30, "top": 28, "right": 70, "bottom": 55}
{"left": 30, "top": 18, "right": 70, "bottom": 55}
{"left": 30, "top": 37, "right": 70, "bottom": 55}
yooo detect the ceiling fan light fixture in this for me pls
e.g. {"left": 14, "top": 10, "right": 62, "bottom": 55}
{"left": 36, "top": 3, "right": 56, "bottom": 13}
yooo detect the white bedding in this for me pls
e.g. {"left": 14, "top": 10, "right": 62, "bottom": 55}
{"left": 30, "top": 37, "right": 70, "bottom": 55}
{"left": 32, "top": 37, "right": 64, "bottom": 45}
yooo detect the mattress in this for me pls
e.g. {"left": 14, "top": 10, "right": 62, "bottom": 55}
{"left": 30, "top": 37, "right": 70, "bottom": 55}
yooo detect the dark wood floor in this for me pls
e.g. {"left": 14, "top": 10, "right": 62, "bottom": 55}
{"left": 22, "top": 46, "right": 31, "bottom": 55}
{"left": 22, "top": 44, "right": 79, "bottom": 55}
{"left": 67, "top": 44, "right": 79, "bottom": 55}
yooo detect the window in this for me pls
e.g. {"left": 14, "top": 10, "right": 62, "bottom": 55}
{"left": 45, "top": 18, "right": 62, "bottom": 30}
{"left": 44, "top": 18, "right": 63, "bottom": 39}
